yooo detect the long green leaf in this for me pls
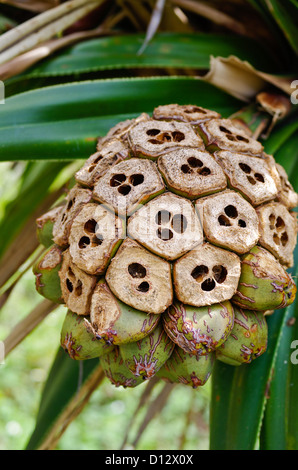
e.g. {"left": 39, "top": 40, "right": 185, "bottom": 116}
{"left": 5, "top": 32, "right": 281, "bottom": 98}
{"left": 246, "top": 0, "right": 297, "bottom": 66}
{"left": 210, "top": 309, "right": 287, "bottom": 450}
{"left": 7, "top": 32, "right": 277, "bottom": 80}
{"left": 262, "top": 112, "right": 298, "bottom": 155}
{"left": 264, "top": 0, "right": 298, "bottom": 55}
{"left": 259, "top": 273, "right": 298, "bottom": 449}
{"left": 0, "top": 77, "right": 242, "bottom": 162}
{"left": 26, "top": 347, "right": 99, "bottom": 450}
{"left": 259, "top": 133, "right": 298, "bottom": 450}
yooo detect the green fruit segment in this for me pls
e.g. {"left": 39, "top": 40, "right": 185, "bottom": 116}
{"left": 90, "top": 281, "right": 161, "bottom": 345}
{"left": 33, "top": 244, "right": 64, "bottom": 303}
{"left": 216, "top": 307, "right": 268, "bottom": 365}
{"left": 120, "top": 323, "right": 175, "bottom": 380}
{"left": 163, "top": 301, "right": 234, "bottom": 356}
{"left": 36, "top": 206, "right": 63, "bottom": 248}
{"left": 232, "top": 245, "right": 297, "bottom": 311}
{"left": 157, "top": 346, "right": 215, "bottom": 388}
{"left": 101, "top": 346, "right": 144, "bottom": 388}
{"left": 60, "top": 310, "right": 113, "bottom": 360}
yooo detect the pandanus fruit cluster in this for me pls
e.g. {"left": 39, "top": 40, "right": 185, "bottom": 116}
{"left": 33, "top": 104, "right": 298, "bottom": 389}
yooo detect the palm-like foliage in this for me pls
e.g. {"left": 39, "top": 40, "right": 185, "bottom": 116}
{"left": 0, "top": 0, "right": 297, "bottom": 450}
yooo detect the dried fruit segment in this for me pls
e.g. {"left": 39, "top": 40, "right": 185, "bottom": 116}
{"left": 93, "top": 158, "right": 164, "bottom": 216}
{"left": 276, "top": 163, "right": 298, "bottom": 209}
{"left": 59, "top": 249, "right": 97, "bottom": 315}
{"left": 88, "top": 281, "right": 160, "bottom": 345}
{"left": 158, "top": 148, "right": 227, "bottom": 199}
{"left": 68, "top": 202, "right": 125, "bottom": 275}
{"left": 257, "top": 202, "right": 297, "bottom": 267}
{"left": 127, "top": 192, "right": 203, "bottom": 260}
{"left": 198, "top": 118, "right": 264, "bottom": 155}
{"left": 36, "top": 205, "right": 64, "bottom": 248}
{"left": 128, "top": 119, "right": 204, "bottom": 159}
{"left": 53, "top": 185, "right": 92, "bottom": 246}
{"left": 153, "top": 104, "right": 220, "bottom": 124}
{"left": 232, "top": 245, "right": 297, "bottom": 311}
{"left": 163, "top": 301, "right": 234, "bottom": 356}
{"left": 120, "top": 323, "right": 175, "bottom": 380}
{"left": 33, "top": 244, "right": 64, "bottom": 303}
{"left": 60, "top": 310, "right": 113, "bottom": 360}
{"left": 173, "top": 243, "right": 241, "bottom": 306}
{"left": 216, "top": 307, "right": 268, "bottom": 366}
{"left": 214, "top": 151, "right": 279, "bottom": 206}
{"left": 106, "top": 238, "right": 173, "bottom": 314}
{"left": 98, "top": 113, "right": 150, "bottom": 148}
{"left": 75, "top": 139, "right": 130, "bottom": 188}
{"left": 196, "top": 190, "right": 259, "bottom": 254}
{"left": 157, "top": 346, "right": 215, "bottom": 388}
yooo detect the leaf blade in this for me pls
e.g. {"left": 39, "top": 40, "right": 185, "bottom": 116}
{"left": 0, "top": 77, "right": 242, "bottom": 162}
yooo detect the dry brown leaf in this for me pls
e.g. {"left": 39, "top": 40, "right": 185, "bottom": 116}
{"left": 171, "top": 0, "right": 249, "bottom": 36}
{"left": 0, "top": 0, "right": 105, "bottom": 65}
{"left": 0, "top": 0, "right": 60, "bottom": 13}
{"left": 202, "top": 55, "right": 294, "bottom": 102}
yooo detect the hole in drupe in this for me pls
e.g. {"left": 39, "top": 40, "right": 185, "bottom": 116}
{"left": 187, "top": 157, "right": 203, "bottom": 168}
{"left": 218, "top": 215, "right": 232, "bottom": 227}
{"left": 238, "top": 219, "right": 247, "bottom": 228}
{"left": 181, "top": 164, "right": 192, "bottom": 174}
{"left": 191, "top": 265, "right": 208, "bottom": 282}
{"left": 118, "top": 184, "right": 131, "bottom": 196}
{"left": 146, "top": 129, "right": 160, "bottom": 136}
{"left": 156, "top": 227, "right": 174, "bottom": 241}
{"left": 254, "top": 173, "right": 265, "bottom": 183}
{"left": 198, "top": 167, "right": 211, "bottom": 176}
{"left": 281, "top": 231, "right": 288, "bottom": 246}
{"left": 75, "top": 280, "right": 82, "bottom": 297}
{"left": 201, "top": 278, "right": 216, "bottom": 291}
{"left": 84, "top": 219, "right": 97, "bottom": 234}
{"left": 155, "top": 210, "right": 172, "bottom": 225}
{"left": 172, "top": 131, "right": 185, "bottom": 142}
{"left": 130, "top": 174, "right": 144, "bottom": 186}
{"left": 128, "top": 263, "right": 147, "bottom": 279}
{"left": 171, "top": 214, "right": 188, "bottom": 234}
{"left": 66, "top": 278, "right": 73, "bottom": 293}
{"left": 110, "top": 173, "right": 126, "bottom": 187}
{"left": 224, "top": 205, "right": 238, "bottom": 219}
{"left": 239, "top": 162, "right": 251, "bottom": 174}
{"left": 212, "top": 265, "right": 227, "bottom": 284}
{"left": 137, "top": 281, "right": 150, "bottom": 293}
{"left": 276, "top": 216, "right": 285, "bottom": 230}
{"left": 79, "top": 236, "right": 91, "bottom": 249}
{"left": 236, "top": 135, "right": 249, "bottom": 143}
